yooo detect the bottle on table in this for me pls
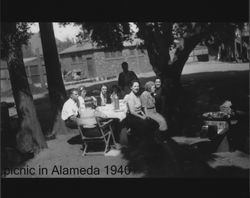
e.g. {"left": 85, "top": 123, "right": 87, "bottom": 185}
{"left": 112, "top": 94, "right": 119, "bottom": 110}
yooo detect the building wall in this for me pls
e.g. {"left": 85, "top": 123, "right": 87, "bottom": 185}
{"left": 1, "top": 45, "right": 209, "bottom": 94}
{"left": 1, "top": 58, "right": 47, "bottom": 93}
{"left": 93, "top": 48, "right": 154, "bottom": 79}
{"left": 59, "top": 47, "right": 155, "bottom": 80}
{"left": 59, "top": 46, "right": 209, "bottom": 80}
{"left": 60, "top": 52, "right": 92, "bottom": 79}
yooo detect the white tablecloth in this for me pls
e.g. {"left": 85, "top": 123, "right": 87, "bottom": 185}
{"left": 96, "top": 100, "right": 128, "bottom": 121}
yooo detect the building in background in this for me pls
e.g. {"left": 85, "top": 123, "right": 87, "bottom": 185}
{"left": 59, "top": 40, "right": 208, "bottom": 81}
{"left": 1, "top": 38, "right": 209, "bottom": 95}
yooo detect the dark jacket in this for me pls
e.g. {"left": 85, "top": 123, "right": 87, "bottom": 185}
{"left": 96, "top": 93, "right": 111, "bottom": 106}
{"left": 118, "top": 71, "right": 138, "bottom": 90}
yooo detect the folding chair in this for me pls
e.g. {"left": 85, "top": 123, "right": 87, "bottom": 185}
{"left": 77, "top": 118, "right": 116, "bottom": 156}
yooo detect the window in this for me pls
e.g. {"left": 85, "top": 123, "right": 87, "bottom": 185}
{"left": 71, "top": 55, "right": 76, "bottom": 63}
{"left": 77, "top": 55, "right": 83, "bottom": 62}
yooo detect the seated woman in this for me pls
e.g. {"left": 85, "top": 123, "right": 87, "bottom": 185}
{"left": 154, "top": 78, "right": 166, "bottom": 115}
{"left": 78, "top": 86, "right": 97, "bottom": 110}
{"left": 77, "top": 96, "right": 108, "bottom": 137}
{"left": 124, "top": 80, "right": 158, "bottom": 140}
{"left": 140, "top": 81, "right": 168, "bottom": 132}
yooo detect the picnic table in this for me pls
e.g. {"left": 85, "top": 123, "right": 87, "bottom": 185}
{"left": 96, "top": 100, "right": 128, "bottom": 121}
{"left": 96, "top": 100, "right": 129, "bottom": 145}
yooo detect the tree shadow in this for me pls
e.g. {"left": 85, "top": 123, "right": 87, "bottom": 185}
{"left": 67, "top": 134, "right": 82, "bottom": 145}
{"left": 121, "top": 134, "right": 249, "bottom": 178}
{"left": 212, "top": 166, "right": 249, "bottom": 178}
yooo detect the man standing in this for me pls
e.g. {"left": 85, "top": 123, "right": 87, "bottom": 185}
{"left": 118, "top": 62, "right": 138, "bottom": 96}
{"left": 61, "top": 88, "right": 80, "bottom": 129}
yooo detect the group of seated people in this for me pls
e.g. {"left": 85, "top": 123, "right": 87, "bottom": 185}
{"left": 61, "top": 83, "right": 124, "bottom": 128}
{"left": 61, "top": 77, "right": 168, "bottom": 143}
{"left": 123, "top": 79, "right": 168, "bottom": 142}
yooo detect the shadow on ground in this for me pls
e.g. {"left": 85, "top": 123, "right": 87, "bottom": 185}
{"left": 2, "top": 70, "right": 249, "bottom": 175}
{"left": 121, "top": 135, "right": 249, "bottom": 178}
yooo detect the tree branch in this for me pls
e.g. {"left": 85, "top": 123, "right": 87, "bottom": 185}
{"left": 170, "top": 24, "right": 213, "bottom": 76}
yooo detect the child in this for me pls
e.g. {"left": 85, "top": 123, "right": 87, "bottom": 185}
{"left": 77, "top": 97, "right": 108, "bottom": 137}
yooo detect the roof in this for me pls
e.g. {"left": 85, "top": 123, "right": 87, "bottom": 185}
{"left": 59, "top": 42, "right": 97, "bottom": 54}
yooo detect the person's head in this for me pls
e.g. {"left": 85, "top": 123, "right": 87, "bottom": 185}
{"left": 121, "top": 62, "right": 128, "bottom": 72}
{"left": 78, "top": 86, "right": 87, "bottom": 98}
{"left": 69, "top": 88, "right": 79, "bottom": 102}
{"left": 155, "top": 78, "right": 161, "bottom": 89}
{"left": 84, "top": 96, "right": 95, "bottom": 109}
{"left": 111, "top": 84, "right": 120, "bottom": 94}
{"left": 144, "top": 81, "right": 156, "bottom": 93}
{"left": 130, "top": 80, "right": 140, "bottom": 94}
{"left": 101, "top": 85, "right": 107, "bottom": 95}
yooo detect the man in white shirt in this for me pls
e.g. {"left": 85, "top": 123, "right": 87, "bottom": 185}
{"left": 61, "top": 88, "right": 80, "bottom": 129}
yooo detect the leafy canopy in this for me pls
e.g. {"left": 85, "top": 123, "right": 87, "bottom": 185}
{"left": 1, "top": 23, "right": 32, "bottom": 59}
{"left": 62, "top": 22, "right": 245, "bottom": 52}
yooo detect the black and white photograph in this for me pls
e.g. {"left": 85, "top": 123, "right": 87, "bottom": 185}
{"left": 1, "top": 22, "right": 249, "bottom": 180}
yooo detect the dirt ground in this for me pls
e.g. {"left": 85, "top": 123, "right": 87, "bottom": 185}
{"left": 2, "top": 61, "right": 249, "bottom": 178}
{"left": 4, "top": 131, "right": 249, "bottom": 178}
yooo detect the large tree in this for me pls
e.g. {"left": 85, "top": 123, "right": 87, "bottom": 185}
{"left": 39, "top": 23, "right": 68, "bottom": 136}
{"left": 1, "top": 22, "right": 48, "bottom": 153}
{"left": 74, "top": 22, "right": 244, "bottom": 135}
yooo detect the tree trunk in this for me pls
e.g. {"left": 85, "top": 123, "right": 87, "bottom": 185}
{"left": 146, "top": 34, "right": 203, "bottom": 136}
{"left": 7, "top": 39, "right": 48, "bottom": 153}
{"left": 39, "top": 23, "right": 68, "bottom": 135}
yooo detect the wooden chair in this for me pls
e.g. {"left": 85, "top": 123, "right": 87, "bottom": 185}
{"left": 77, "top": 118, "right": 116, "bottom": 156}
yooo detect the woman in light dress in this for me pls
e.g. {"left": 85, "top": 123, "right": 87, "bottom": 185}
{"left": 123, "top": 80, "right": 158, "bottom": 140}
{"left": 140, "top": 81, "right": 168, "bottom": 132}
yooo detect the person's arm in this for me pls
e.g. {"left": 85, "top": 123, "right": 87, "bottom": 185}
{"left": 118, "top": 73, "right": 124, "bottom": 89}
{"left": 69, "top": 115, "right": 78, "bottom": 122}
{"left": 94, "top": 109, "right": 108, "bottom": 119}
{"left": 140, "top": 93, "right": 148, "bottom": 117}
{"left": 91, "top": 96, "right": 97, "bottom": 106}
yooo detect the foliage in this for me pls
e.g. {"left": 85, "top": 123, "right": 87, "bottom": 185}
{"left": 57, "top": 37, "right": 76, "bottom": 52}
{"left": 64, "top": 22, "right": 245, "bottom": 77}
{"left": 69, "top": 22, "right": 243, "bottom": 49}
{"left": 61, "top": 22, "right": 133, "bottom": 51}
{"left": 1, "top": 23, "right": 32, "bottom": 59}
